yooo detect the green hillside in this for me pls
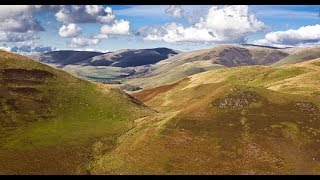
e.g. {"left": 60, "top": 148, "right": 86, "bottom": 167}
{"left": 88, "top": 58, "right": 320, "bottom": 174}
{"left": 0, "top": 50, "right": 155, "bottom": 174}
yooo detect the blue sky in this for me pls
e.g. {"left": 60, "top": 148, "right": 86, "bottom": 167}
{"left": 1, "top": 5, "right": 320, "bottom": 53}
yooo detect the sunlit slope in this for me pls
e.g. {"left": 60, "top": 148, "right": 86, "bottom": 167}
{"left": 272, "top": 46, "right": 320, "bottom": 66}
{"left": 89, "top": 59, "right": 320, "bottom": 174}
{"left": 124, "top": 45, "right": 288, "bottom": 90}
{"left": 0, "top": 50, "right": 154, "bottom": 174}
{"left": 181, "top": 58, "right": 320, "bottom": 94}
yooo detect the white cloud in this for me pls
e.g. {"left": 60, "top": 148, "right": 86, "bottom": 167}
{"left": 0, "top": 6, "right": 44, "bottom": 33}
{"left": 100, "top": 19, "right": 130, "bottom": 35}
{"left": 0, "top": 5, "right": 31, "bottom": 17}
{"left": 85, "top": 5, "right": 103, "bottom": 15}
{"left": 0, "top": 32, "right": 38, "bottom": 42}
{"left": 0, "top": 16, "right": 44, "bottom": 33}
{"left": 0, "top": 5, "right": 62, "bottom": 33}
{"left": 165, "top": 5, "right": 184, "bottom": 18}
{"left": 136, "top": 5, "right": 265, "bottom": 43}
{"left": 9, "top": 45, "right": 56, "bottom": 54}
{"left": 93, "top": 34, "right": 109, "bottom": 39}
{"left": 254, "top": 24, "right": 320, "bottom": 47}
{"left": 0, "top": 5, "right": 57, "bottom": 47}
{"left": 70, "top": 37, "right": 100, "bottom": 47}
{"left": 55, "top": 5, "right": 115, "bottom": 24}
{"left": 0, "top": 44, "right": 11, "bottom": 51}
{"left": 74, "top": 48, "right": 109, "bottom": 52}
{"left": 68, "top": 32, "right": 109, "bottom": 48}
{"left": 59, "top": 23, "right": 82, "bottom": 38}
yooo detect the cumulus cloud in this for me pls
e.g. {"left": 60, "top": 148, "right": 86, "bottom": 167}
{"left": 0, "top": 5, "right": 31, "bottom": 17}
{"left": 136, "top": 5, "right": 265, "bottom": 43}
{"left": 0, "top": 44, "right": 11, "bottom": 51}
{"left": 254, "top": 24, "right": 320, "bottom": 47}
{"left": 85, "top": 5, "right": 103, "bottom": 15}
{"left": 100, "top": 19, "right": 130, "bottom": 35}
{"left": 0, "top": 5, "right": 44, "bottom": 33}
{"left": 0, "top": 32, "right": 38, "bottom": 42}
{"left": 70, "top": 37, "right": 100, "bottom": 47}
{"left": 0, "top": 16, "right": 44, "bottom": 33}
{"left": 9, "top": 45, "right": 56, "bottom": 54}
{"left": 0, "top": 5, "right": 59, "bottom": 47}
{"left": 55, "top": 5, "right": 115, "bottom": 24}
{"left": 0, "top": 5, "right": 60, "bottom": 18}
{"left": 59, "top": 23, "right": 82, "bottom": 37}
{"left": 165, "top": 5, "right": 184, "bottom": 18}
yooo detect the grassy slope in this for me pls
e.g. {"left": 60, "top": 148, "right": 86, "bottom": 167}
{"left": 62, "top": 65, "right": 126, "bottom": 82}
{"left": 125, "top": 61, "right": 224, "bottom": 90}
{"left": 89, "top": 58, "right": 320, "bottom": 174}
{"left": 272, "top": 46, "right": 320, "bottom": 67}
{"left": 124, "top": 45, "right": 288, "bottom": 90}
{"left": 0, "top": 50, "right": 154, "bottom": 174}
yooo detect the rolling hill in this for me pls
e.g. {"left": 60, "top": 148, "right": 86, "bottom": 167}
{"left": 29, "top": 50, "right": 103, "bottom": 67}
{"left": 29, "top": 48, "right": 179, "bottom": 83}
{"left": 272, "top": 46, "right": 320, "bottom": 66}
{"left": 4, "top": 45, "right": 320, "bottom": 175}
{"left": 0, "top": 50, "right": 155, "bottom": 174}
{"left": 87, "top": 58, "right": 320, "bottom": 174}
{"left": 30, "top": 48, "right": 179, "bottom": 68}
{"left": 124, "top": 44, "right": 289, "bottom": 90}
{"left": 86, "top": 47, "right": 179, "bottom": 67}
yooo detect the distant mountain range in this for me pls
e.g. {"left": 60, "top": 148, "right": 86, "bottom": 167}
{"left": 29, "top": 47, "right": 179, "bottom": 67}
{"left": 28, "top": 44, "right": 320, "bottom": 91}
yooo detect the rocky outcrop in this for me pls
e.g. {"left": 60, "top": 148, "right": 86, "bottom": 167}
{"left": 215, "top": 90, "right": 259, "bottom": 109}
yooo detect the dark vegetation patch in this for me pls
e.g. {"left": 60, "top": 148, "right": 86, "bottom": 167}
{"left": 3, "top": 79, "right": 44, "bottom": 86}
{"left": 217, "top": 47, "right": 255, "bottom": 67}
{"left": 3, "top": 69, "right": 54, "bottom": 81}
{"left": 253, "top": 51, "right": 289, "bottom": 65}
{"left": 8, "top": 87, "right": 41, "bottom": 95}
{"left": 184, "top": 68, "right": 206, "bottom": 76}
{"left": 102, "top": 80, "right": 122, "bottom": 84}
{"left": 111, "top": 51, "right": 168, "bottom": 67}
{"left": 119, "top": 84, "right": 142, "bottom": 91}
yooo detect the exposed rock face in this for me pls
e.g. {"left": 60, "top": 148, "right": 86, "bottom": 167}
{"left": 230, "top": 86, "right": 239, "bottom": 93}
{"left": 215, "top": 90, "right": 259, "bottom": 109}
{"left": 294, "top": 102, "right": 317, "bottom": 112}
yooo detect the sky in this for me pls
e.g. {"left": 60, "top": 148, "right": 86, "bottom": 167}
{"left": 0, "top": 5, "right": 320, "bottom": 54}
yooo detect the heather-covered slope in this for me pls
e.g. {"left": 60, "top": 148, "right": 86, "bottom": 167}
{"left": 89, "top": 59, "right": 320, "bottom": 174}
